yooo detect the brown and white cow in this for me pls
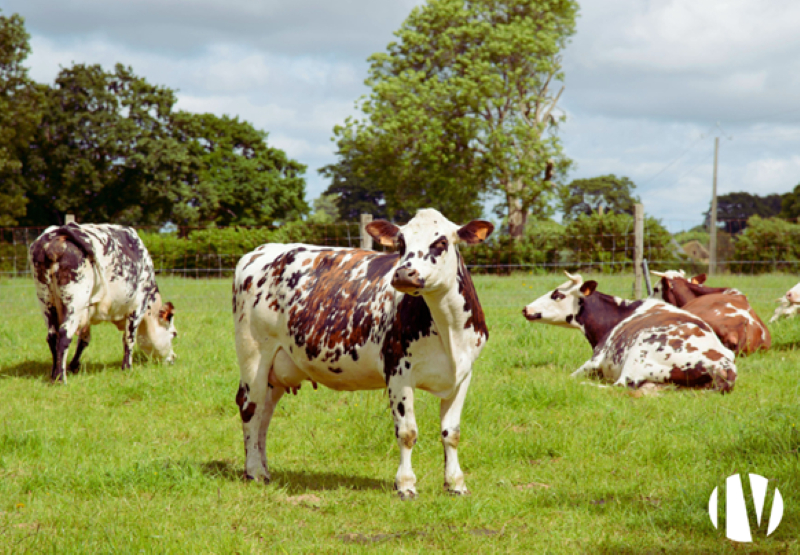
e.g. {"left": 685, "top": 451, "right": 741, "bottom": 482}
{"left": 232, "top": 209, "right": 493, "bottom": 498}
{"left": 522, "top": 272, "right": 736, "bottom": 392}
{"left": 651, "top": 271, "right": 770, "bottom": 355}
{"left": 770, "top": 282, "right": 800, "bottom": 323}
{"left": 29, "top": 223, "right": 177, "bottom": 383}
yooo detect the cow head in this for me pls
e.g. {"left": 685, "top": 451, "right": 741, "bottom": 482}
{"left": 137, "top": 295, "right": 177, "bottom": 363}
{"left": 785, "top": 283, "right": 800, "bottom": 304}
{"left": 522, "top": 271, "right": 596, "bottom": 329}
{"left": 366, "top": 208, "right": 493, "bottom": 296}
{"left": 651, "top": 270, "right": 723, "bottom": 307}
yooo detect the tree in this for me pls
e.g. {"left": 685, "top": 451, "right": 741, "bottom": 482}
{"left": 319, "top": 147, "right": 390, "bottom": 221}
{"left": 20, "top": 63, "right": 193, "bottom": 226}
{"left": 331, "top": 0, "right": 577, "bottom": 234}
{"left": 780, "top": 184, "right": 800, "bottom": 222}
{"left": 559, "top": 174, "right": 640, "bottom": 221}
{"left": 172, "top": 112, "right": 308, "bottom": 226}
{"left": 309, "top": 194, "right": 340, "bottom": 224}
{"left": 703, "top": 191, "right": 783, "bottom": 234}
{"left": 0, "top": 12, "right": 41, "bottom": 225}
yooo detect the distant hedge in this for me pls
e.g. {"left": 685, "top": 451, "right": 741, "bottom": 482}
{"left": 730, "top": 216, "right": 800, "bottom": 273}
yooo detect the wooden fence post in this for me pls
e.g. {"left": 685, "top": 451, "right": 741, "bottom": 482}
{"left": 634, "top": 204, "right": 644, "bottom": 300}
{"left": 359, "top": 214, "right": 373, "bottom": 251}
{"left": 65, "top": 214, "right": 75, "bottom": 224}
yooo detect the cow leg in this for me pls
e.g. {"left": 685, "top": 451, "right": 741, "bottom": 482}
{"left": 389, "top": 380, "right": 418, "bottom": 499}
{"left": 121, "top": 312, "right": 143, "bottom": 370}
{"left": 571, "top": 359, "right": 600, "bottom": 379}
{"left": 236, "top": 333, "right": 283, "bottom": 483}
{"left": 440, "top": 373, "right": 471, "bottom": 495}
{"left": 53, "top": 309, "right": 82, "bottom": 384}
{"left": 68, "top": 326, "right": 91, "bottom": 373}
{"left": 46, "top": 306, "right": 59, "bottom": 379}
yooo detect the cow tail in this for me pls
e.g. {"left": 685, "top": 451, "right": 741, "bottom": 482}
{"left": 55, "top": 224, "right": 107, "bottom": 305}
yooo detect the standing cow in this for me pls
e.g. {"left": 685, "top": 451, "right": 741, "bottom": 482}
{"left": 522, "top": 272, "right": 736, "bottom": 392}
{"left": 30, "top": 223, "right": 177, "bottom": 383}
{"left": 650, "top": 270, "right": 770, "bottom": 355}
{"left": 232, "top": 209, "right": 493, "bottom": 498}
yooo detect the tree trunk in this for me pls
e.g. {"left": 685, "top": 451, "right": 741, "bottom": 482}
{"left": 507, "top": 194, "right": 528, "bottom": 240}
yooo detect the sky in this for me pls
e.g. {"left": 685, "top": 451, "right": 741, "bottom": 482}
{"left": 6, "top": 0, "right": 800, "bottom": 231}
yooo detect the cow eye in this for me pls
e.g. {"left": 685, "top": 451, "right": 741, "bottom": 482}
{"left": 397, "top": 235, "right": 406, "bottom": 256}
{"left": 429, "top": 237, "right": 448, "bottom": 256}
{"left": 550, "top": 290, "right": 566, "bottom": 301}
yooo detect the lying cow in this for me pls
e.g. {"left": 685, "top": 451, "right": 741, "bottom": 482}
{"left": 30, "top": 223, "right": 177, "bottom": 383}
{"left": 232, "top": 209, "right": 493, "bottom": 498}
{"left": 522, "top": 272, "right": 736, "bottom": 392}
{"left": 770, "top": 282, "right": 800, "bottom": 323}
{"left": 651, "top": 270, "right": 770, "bottom": 355}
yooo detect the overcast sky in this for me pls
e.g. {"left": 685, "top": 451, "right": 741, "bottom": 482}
{"left": 6, "top": 0, "right": 800, "bottom": 231}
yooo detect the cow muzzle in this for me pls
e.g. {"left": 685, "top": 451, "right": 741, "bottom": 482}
{"left": 522, "top": 307, "right": 542, "bottom": 321}
{"left": 392, "top": 267, "right": 425, "bottom": 294}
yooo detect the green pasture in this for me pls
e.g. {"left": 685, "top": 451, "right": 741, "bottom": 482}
{"left": 0, "top": 273, "right": 798, "bottom": 553}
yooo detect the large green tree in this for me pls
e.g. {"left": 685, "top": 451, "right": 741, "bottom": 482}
{"left": 329, "top": 0, "right": 576, "bottom": 233}
{"left": 559, "top": 174, "right": 640, "bottom": 221}
{"left": 703, "top": 191, "right": 784, "bottom": 234}
{"left": 779, "top": 184, "right": 800, "bottom": 222}
{"left": 0, "top": 12, "right": 41, "bottom": 225}
{"left": 20, "top": 63, "right": 193, "bottom": 226}
{"left": 172, "top": 112, "right": 308, "bottom": 226}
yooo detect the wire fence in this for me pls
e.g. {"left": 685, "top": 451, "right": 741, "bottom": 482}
{"left": 1, "top": 218, "right": 799, "bottom": 278}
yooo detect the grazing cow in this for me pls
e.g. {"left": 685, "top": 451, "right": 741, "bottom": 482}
{"left": 522, "top": 272, "right": 736, "bottom": 392}
{"left": 29, "top": 223, "right": 177, "bottom": 383}
{"left": 770, "top": 282, "right": 800, "bottom": 323}
{"left": 651, "top": 271, "right": 770, "bottom": 355}
{"left": 232, "top": 209, "right": 493, "bottom": 498}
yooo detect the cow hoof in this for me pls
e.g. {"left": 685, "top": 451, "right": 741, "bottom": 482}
{"left": 244, "top": 470, "right": 271, "bottom": 484}
{"left": 68, "top": 364, "right": 80, "bottom": 374}
{"left": 445, "top": 484, "right": 470, "bottom": 496}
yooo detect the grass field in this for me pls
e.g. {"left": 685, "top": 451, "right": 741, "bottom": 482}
{"left": 0, "top": 272, "right": 799, "bottom": 553}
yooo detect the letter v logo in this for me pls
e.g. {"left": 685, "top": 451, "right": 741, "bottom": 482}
{"left": 708, "top": 474, "right": 784, "bottom": 542}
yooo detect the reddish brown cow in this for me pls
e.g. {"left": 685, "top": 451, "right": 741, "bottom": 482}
{"left": 651, "top": 271, "right": 770, "bottom": 355}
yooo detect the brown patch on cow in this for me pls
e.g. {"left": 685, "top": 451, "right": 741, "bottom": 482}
{"left": 254, "top": 248, "right": 400, "bottom": 365}
{"left": 575, "top": 292, "right": 643, "bottom": 350}
{"left": 685, "top": 344, "right": 698, "bottom": 353}
{"left": 402, "top": 429, "right": 418, "bottom": 449}
{"left": 242, "top": 253, "right": 263, "bottom": 271}
{"left": 242, "top": 275, "right": 253, "bottom": 292}
{"left": 680, "top": 293, "right": 771, "bottom": 355}
{"left": 702, "top": 349, "right": 725, "bottom": 361}
{"left": 667, "top": 338, "right": 683, "bottom": 350}
{"left": 382, "top": 294, "right": 434, "bottom": 382}
{"left": 457, "top": 253, "right": 488, "bottom": 338}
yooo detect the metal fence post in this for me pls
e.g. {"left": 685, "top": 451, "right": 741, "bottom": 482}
{"left": 359, "top": 214, "right": 373, "bottom": 251}
{"left": 65, "top": 214, "right": 75, "bottom": 224}
{"left": 634, "top": 204, "right": 644, "bottom": 299}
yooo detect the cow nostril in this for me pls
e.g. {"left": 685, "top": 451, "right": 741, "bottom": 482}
{"left": 173, "top": 332, "right": 178, "bottom": 338}
{"left": 408, "top": 269, "right": 417, "bottom": 277}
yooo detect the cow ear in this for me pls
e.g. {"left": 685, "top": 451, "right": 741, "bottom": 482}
{"left": 691, "top": 273, "right": 707, "bottom": 285}
{"left": 159, "top": 301, "right": 175, "bottom": 322}
{"left": 365, "top": 220, "right": 400, "bottom": 248}
{"left": 457, "top": 220, "right": 494, "bottom": 244}
{"left": 580, "top": 280, "right": 598, "bottom": 296}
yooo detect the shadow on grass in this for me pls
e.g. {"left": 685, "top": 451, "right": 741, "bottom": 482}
{"left": 200, "top": 459, "right": 389, "bottom": 492}
{"left": 0, "top": 359, "right": 116, "bottom": 379}
{"left": 768, "top": 340, "right": 800, "bottom": 352}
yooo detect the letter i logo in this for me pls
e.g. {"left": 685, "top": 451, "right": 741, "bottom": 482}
{"left": 708, "top": 474, "right": 784, "bottom": 542}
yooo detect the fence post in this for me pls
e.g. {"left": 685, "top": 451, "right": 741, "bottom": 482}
{"left": 359, "top": 214, "right": 373, "bottom": 251}
{"left": 634, "top": 203, "right": 644, "bottom": 299}
{"left": 65, "top": 214, "right": 75, "bottom": 224}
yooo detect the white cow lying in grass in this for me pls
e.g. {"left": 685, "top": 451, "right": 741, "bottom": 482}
{"left": 522, "top": 272, "right": 737, "bottom": 392}
{"left": 770, "top": 282, "right": 800, "bottom": 323}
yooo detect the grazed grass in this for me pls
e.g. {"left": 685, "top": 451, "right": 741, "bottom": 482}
{"left": 0, "top": 273, "right": 798, "bottom": 553}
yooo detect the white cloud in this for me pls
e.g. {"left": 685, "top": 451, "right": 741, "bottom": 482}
{"left": 11, "top": 0, "right": 800, "bottom": 226}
